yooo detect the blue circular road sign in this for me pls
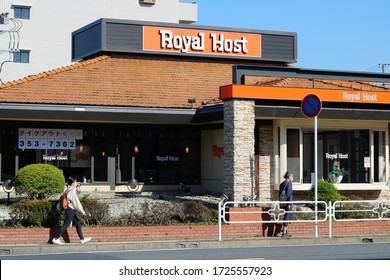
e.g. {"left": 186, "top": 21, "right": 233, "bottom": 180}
{"left": 301, "top": 94, "right": 322, "bottom": 118}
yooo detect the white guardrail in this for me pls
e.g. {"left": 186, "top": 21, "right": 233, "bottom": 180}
{"left": 217, "top": 199, "right": 390, "bottom": 241}
{"left": 332, "top": 200, "right": 390, "bottom": 221}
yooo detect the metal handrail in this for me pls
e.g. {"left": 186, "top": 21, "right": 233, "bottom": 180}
{"left": 218, "top": 199, "right": 390, "bottom": 241}
{"left": 218, "top": 200, "right": 328, "bottom": 241}
{"left": 332, "top": 200, "right": 390, "bottom": 222}
{"left": 221, "top": 200, "right": 328, "bottom": 224}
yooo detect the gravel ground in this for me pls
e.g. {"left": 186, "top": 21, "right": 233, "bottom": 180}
{"left": 86, "top": 191, "right": 221, "bottom": 217}
{"left": 0, "top": 191, "right": 221, "bottom": 221}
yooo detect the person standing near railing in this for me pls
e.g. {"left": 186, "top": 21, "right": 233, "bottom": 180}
{"left": 279, "top": 171, "right": 294, "bottom": 238}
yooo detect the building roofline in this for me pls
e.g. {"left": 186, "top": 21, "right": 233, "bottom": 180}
{"left": 74, "top": 18, "right": 298, "bottom": 38}
{"left": 233, "top": 65, "right": 390, "bottom": 84}
{"left": 0, "top": 55, "right": 111, "bottom": 89}
{"left": 0, "top": 103, "right": 197, "bottom": 124}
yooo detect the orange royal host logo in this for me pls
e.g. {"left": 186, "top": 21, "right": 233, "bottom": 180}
{"left": 143, "top": 26, "right": 261, "bottom": 58}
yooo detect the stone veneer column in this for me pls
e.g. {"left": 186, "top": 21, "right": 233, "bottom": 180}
{"left": 378, "top": 130, "right": 390, "bottom": 200}
{"left": 258, "top": 124, "right": 274, "bottom": 201}
{"left": 223, "top": 99, "right": 255, "bottom": 202}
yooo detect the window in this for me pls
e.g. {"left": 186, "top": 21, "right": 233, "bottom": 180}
{"left": 14, "top": 6, "right": 30, "bottom": 19}
{"left": 13, "top": 50, "right": 30, "bottom": 63}
{"left": 116, "top": 127, "right": 200, "bottom": 185}
{"left": 287, "top": 129, "right": 301, "bottom": 182}
{"left": 374, "top": 131, "right": 386, "bottom": 183}
{"left": 301, "top": 129, "right": 388, "bottom": 184}
{"left": 279, "top": 123, "right": 388, "bottom": 188}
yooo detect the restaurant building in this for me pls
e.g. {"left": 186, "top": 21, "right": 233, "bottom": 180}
{"left": 1, "top": 18, "right": 390, "bottom": 201}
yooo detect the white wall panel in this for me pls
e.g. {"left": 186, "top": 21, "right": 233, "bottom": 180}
{"left": 0, "top": 0, "right": 197, "bottom": 82}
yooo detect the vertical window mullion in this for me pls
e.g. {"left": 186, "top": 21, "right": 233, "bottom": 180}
{"left": 373, "top": 130, "right": 387, "bottom": 183}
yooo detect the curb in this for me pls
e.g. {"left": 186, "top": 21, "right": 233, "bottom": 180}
{"left": 1, "top": 234, "right": 390, "bottom": 256}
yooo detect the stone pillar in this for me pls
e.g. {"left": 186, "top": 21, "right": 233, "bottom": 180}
{"left": 223, "top": 99, "right": 255, "bottom": 202}
{"left": 258, "top": 124, "right": 274, "bottom": 201}
{"left": 379, "top": 130, "right": 390, "bottom": 200}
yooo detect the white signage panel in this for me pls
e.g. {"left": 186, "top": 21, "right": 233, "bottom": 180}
{"left": 18, "top": 128, "right": 82, "bottom": 150}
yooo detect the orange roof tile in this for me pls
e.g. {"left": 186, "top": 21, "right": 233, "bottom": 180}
{"left": 0, "top": 54, "right": 231, "bottom": 109}
{"left": 1, "top": 55, "right": 388, "bottom": 111}
{"left": 246, "top": 76, "right": 390, "bottom": 91}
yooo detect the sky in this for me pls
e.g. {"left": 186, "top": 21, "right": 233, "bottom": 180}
{"left": 195, "top": 0, "right": 390, "bottom": 73}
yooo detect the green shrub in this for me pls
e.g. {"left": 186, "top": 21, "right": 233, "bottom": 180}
{"left": 308, "top": 179, "right": 341, "bottom": 209}
{"left": 79, "top": 195, "right": 109, "bottom": 226}
{"left": 180, "top": 201, "right": 217, "bottom": 224}
{"left": 4, "top": 195, "right": 217, "bottom": 228}
{"left": 14, "top": 164, "right": 65, "bottom": 199}
{"left": 111, "top": 200, "right": 218, "bottom": 227}
{"left": 9, "top": 199, "right": 61, "bottom": 227}
{"left": 125, "top": 201, "right": 179, "bottom": 226}
{"left": 7, "top": 195, "right": 109, "bottom": 228}
{"left": 334, "top": 195, "right": 381, "bottom": 220}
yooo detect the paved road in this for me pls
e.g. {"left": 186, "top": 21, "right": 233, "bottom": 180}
{"left": 1, "top": 242, "right": 390, "bottom": 260}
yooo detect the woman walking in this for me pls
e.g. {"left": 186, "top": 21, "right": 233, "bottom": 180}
{"left": 52, "top": 177, "right": 91, "bottom": 245}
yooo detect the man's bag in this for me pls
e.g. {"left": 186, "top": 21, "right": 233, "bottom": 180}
{"left": 279, "top": 189, "right": 287, "bottom": 201}
{"left": 279, "top": 181, "right": 287, "bottom": 201}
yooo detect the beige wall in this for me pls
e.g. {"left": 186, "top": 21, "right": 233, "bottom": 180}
{"left": 201, "top": 129, "right": 224, "bottom": 193}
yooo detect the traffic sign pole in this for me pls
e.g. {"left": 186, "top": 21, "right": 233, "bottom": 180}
{"left": 314, "top": 115, "right": 318, "bottom": 238}
{"left": 301, "top": 94, "right": 321, "bottom": 238}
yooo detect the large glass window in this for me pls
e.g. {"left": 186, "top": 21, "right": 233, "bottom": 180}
{"left": 2, "top": 123, "right": 201, "bottom": 186}
{"left": 93, "top": 135, "right": 108, "bottom": 182}
{"left": 116, "top": 127, "right": 200, "bottom": 185}
{"left": 117, "top": 138, "right": 136, "bottom": 183}
{"left": 17, "top": 140, "right": 92, "bottom": 183}
{"left": 0, "top": 131, "right": 16, "bottom": 181}
{"left": 57, "top": 140, "right": 91, "bottom": 183}
{"left": 374, "top": 131, "right": 386, "bottom": 183}
{"left": 302, "top": 129, "right": 380, "bottom": 184}
{"left": 287, "top": 129, "right": 300, "bottom": 182}
{"left": 11, "top": 127, "right": 94, "bottom": 183}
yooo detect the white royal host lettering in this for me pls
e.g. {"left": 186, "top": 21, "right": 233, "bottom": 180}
{"left": 159, "top": 30, "right": 204, "bottom": 53}
{"left": 159, "top": 29, "right": 249, "bottom": 54}
{"left": 210, "top": 33, "right": 248, "bottom": 53}
{"left": 342, "top": 91, "right": 378, "bottom": 102}
{"left": 325, "top": 153, "right": 349, "bottom": 160}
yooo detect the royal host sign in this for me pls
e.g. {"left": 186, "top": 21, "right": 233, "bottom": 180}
{"left": 72, "top": 19, "right": 296, "bottom": 62}
{"left": 143, "top": 26, "right": 262, "bottom": 58}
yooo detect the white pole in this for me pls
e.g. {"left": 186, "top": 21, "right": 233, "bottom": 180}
{"left": 328, "top": 201, "right": 332, "bottom": 238}
{"left": 218, "top": 200, "right": 223, "bottom": 241}
{"left": 314, "top": 116, "right": 318, "bottom": 238}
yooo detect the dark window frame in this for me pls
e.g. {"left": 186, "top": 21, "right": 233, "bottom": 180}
{"left": 13, "top": 6, "right": 31, "bottom": 19}
{"left": 13, "top": 50, "right": 30, "bottom": 63}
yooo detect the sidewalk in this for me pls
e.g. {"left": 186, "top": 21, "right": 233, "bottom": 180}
{"left": 1, "top": 234, "right": 390, "bottom": 256}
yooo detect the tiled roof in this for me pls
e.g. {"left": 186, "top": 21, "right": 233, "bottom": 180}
{"left": 1, "top": 56, "right": 388, "bottom": 111}
{"left": 0, "top": 54, "right": 231, "bottom": 109}
{"left": 246, "top": 76, "right": 390, "bottom": 91}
